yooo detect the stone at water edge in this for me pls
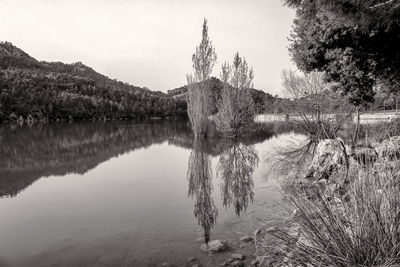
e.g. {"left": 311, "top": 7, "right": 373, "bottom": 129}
{"left": 231, "top": 260, "right": 245, "bottom": 267}
{"left": 266, "top": 226, "right": 278, "bottom": 233}
{"left": 195, "top": 237, "right": 204, "bottom": 243}
{"left": 253, "top": 228, "right": 262, "bottom": 236}
{"left": 231, "top": 253, "right": 245, "bottom": 260}
{"left": 240, "top": 235, "right": 253, "bottom": 242}
{"left": 296, "top": 233, "right": 312, "bottom": 247}
{"left": 306, "top": 138, "right": 350, "bottom": 183}
{"left": 221, "top": 258, "right": 234, "bottom": 266}
{"left": 287, "top": 225, "right": 300, "bottom": 239}
{"left": 251, "top": 260, "right": 259, "bottom": 266}
{"left": 187, "top": 257, "right": 196, "bottom": 262}
{"left": 200, "top": 240, "right": 228, "bottom": 253}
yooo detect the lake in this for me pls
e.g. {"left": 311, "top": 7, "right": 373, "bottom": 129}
{"left": 0, "top": 120, "right": 304, "bottom": 267}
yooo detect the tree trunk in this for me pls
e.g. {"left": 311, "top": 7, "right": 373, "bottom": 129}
{"left": 352, "top": 107, "right": 360, "bottom": 146}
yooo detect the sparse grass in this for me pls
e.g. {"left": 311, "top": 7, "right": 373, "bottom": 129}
{"left": 257, "top": 119, "right": 400, "bottom": 267}
{"left": 278, "top": 159, "right": 400, "bottom": 267}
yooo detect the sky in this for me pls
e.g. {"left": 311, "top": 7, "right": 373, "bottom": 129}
{"left": 0, "top": 0, "right": 296, "bottom": 95}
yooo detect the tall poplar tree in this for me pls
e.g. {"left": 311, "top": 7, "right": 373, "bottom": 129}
{"left": 186, "top": 19, "right": 217, "bottom": 138}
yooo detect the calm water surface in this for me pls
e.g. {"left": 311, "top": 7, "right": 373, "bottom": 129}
{"left": 0, "top": 121, "right": 303, "bottom": 267}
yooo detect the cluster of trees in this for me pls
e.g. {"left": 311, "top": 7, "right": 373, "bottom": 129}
{"left": 282, "top": 70, "right": 351, "bottom": 116}
{"left": 367, "top": 85, "right": 400, "bottom": 111}
{"left": 168, "top": 77, "right": 273, "bottom": 115}
{"left": 0, "top": 42, "right": 187, "bottom": 123}
{"left": 280, "top": 0, "right": 400, "bottom": 143}
{"left": 215, "top": 53, "right": 256, "bottom": 137}
{"left": 183, "top": 19, "right": 262, "bottom": 243}
{"left": 284, "top": 0, "right": 400, "bottom": 107}
{"left": 0, "top": 41, "right": 277, "bottom": 125}
{"left": 186, "top": 20, "right": 259, "bottom": 138}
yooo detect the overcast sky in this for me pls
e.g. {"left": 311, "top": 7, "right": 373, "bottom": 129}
{"left": 0, "top": 0, "right": 296, "bottom": 95}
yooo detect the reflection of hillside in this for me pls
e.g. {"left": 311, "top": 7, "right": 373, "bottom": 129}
{"left": 0, "top": 121, "right": 301, "bottom": 198}
{"left": 0, "top": 120, "right": 193, "bottom": 198}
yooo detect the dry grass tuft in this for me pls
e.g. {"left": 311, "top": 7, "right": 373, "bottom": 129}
{"left": 277, "top": 160, "right": 400, "bottom": 267}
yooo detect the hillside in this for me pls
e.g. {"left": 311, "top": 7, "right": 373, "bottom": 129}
{"left": 0, "top": 42, "right": 282, "bottom": 123}
{"left": 167, "top": 77, "right": 276, "bottom": 114}
{"left": 0, "top": 42, "right": 187, "bottom": 123}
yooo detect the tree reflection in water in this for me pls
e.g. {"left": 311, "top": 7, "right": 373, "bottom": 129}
{"left": 217, "top": 140, "right": 259, "bottom": 216}
{"left": 187, "top": 138, "right": 218, "bottom": 244}
{"left": 187, "top": 138, "right": 259, "bottom": 243}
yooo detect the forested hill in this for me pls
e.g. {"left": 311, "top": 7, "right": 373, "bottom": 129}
{"left": 0, "top": 42, "right": 280, "bottom": 123}
{"left": 0, "top": 41, "right": 187, "bottom": 123}
{"left": 167, "top": 77, "right": 276, "bottom": 114}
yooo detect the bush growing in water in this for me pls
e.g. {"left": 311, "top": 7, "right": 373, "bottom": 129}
{"left": 214, "top": 53, "right": 255, "bottom": 138}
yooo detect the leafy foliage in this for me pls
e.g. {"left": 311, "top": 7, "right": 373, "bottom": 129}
{"left": 285, "top": 0, "right": 400, "bottom": 106}
{"left": 215, "top": 53, "right": 256, "bottom": 137}
{"left": 285, "top": 0, "right": 400, "bottom": 28}
{"left": 186, "top": 19, "right": 217, "bottom": 137}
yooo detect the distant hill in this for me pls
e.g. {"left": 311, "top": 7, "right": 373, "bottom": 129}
{"left": 0, "top": 42, "right": 282, "bottom": 123}
{"left": 167, "top": 77, "right": 276, "bottom": 114}
{"left": 0, "top": 42, "right": 187, "bottom": 122}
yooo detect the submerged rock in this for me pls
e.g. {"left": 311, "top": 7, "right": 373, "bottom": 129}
{"left": 195, "top": 237, "right": 204, "bottom": 243}
{"left": 253, "top": 228, "right": 262, "bottom": 236}
{"left": 240, "top": 235, "right": 253, "bottom": 242}
{"left": 250, "top": 260, "right": 259, "bottom": 266}
{"left": 231, "top": 260, "right": 244, "bottom": 266}
{"left": 231, "top": 253, "right": 245, "bottom": 260}
{"left": 296, "top": 233, "right": 312, "bottom": 248}
{"left": 266, "top": 226, "right": 278, "bottom": 233}
{"left": 287, "top": 225, "right": 300, "bottom": 240}
{"left": 221, "top": 258, "right": 234, "bottom": 266}
{"left": 200, "top": 240, "right": 228, "bottom": 253}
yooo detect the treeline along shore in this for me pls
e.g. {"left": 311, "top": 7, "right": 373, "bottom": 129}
{"left": 0, "top": 41, "right": 280, "bottom": 125}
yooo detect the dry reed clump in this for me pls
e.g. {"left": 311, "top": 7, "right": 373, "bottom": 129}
{"left": 263, "top": 146, "right": 400, "bottom": 267}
